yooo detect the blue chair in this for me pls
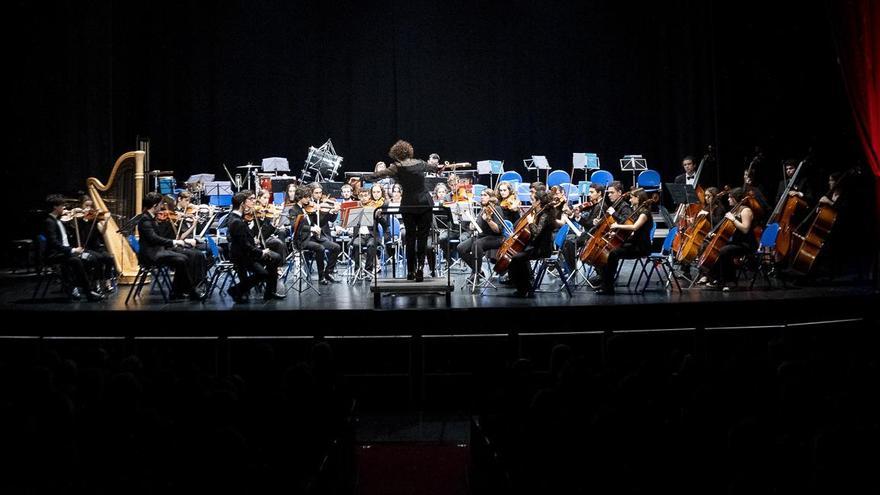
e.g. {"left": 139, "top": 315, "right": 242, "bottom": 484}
{"left": 554, "top": 223, "right": 570, "bottom": 250}
{"left": 547, "top": 170, "right": 570, "bottom": 188}
{"left": 747, "top": 223, "right": 781, "bottom": 288}
{"left": 558, "top": 182, "right": 580, "bottom": 201}
{"left": 273, "top": 192, "right": 285, "bottom": 205}
{"left": 216, "top": 213, "right": 230, "bottom": 237}
{"left": 590, "top": 170, "right": 614, "bottom": 186}
{"left": 637, "top": 170, "right": 662, "bottom": 192}
{"left": 532, "top": 225, "right": 574, "bottom": 297}
{"left": 204, "top": 235, "right": 239, "bottom": 297}
{"left": 499, "top": 171, "right": 522, "bottom": 184}
{"left": 636, "top": 226, "right": 682, "bottom": 292}
{"left": 125, "top": 235, "right": 173, "bottom": 304}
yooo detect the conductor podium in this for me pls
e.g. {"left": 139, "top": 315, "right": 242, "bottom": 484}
{"left": 369, "top": 205, "right": 455, "bottom": 308}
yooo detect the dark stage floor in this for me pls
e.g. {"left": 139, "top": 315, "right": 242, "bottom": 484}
{"left": 2, "top": 265, "right": 877, "bottom": 335}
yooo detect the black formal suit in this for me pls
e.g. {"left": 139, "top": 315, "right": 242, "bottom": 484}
{"left": 674, "top": 173, "right": 699, "bottom": 186}
{"left": 137, "top": 212, "right": 207, "bottom": 295}
{"left": 228, "top": 211, "right": 282, "bottom": 298}
{"left": 289, "top": 203, "right": 340, "bottom": 280}
{"left": 43, "top": 214, "right": 95, "bottom": 290}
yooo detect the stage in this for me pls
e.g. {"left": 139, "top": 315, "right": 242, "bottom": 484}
{"left": 3, "top": 267, "right": 876, "bottom": 336}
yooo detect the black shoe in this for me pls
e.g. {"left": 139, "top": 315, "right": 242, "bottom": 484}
{"left": 415, "top": 269, "right": 424, "bottom": 282}
{"left": 169, "top": 291, "right": 188, "bottom": 301}
{"left": 430, "top": 269, "right": 437, "bottom": 278}
{"left": 68, "top": 287, "right": 82, "bottom": 301}
{"left": 406, "top": 272, "right": 415, "bottom": 281}
{"left": 85, "top": 290, "right": 105, "bottom": 302}
{"left": 264, "top": 292, "right": 287, "bottom": 301}
{"left": 594, "top": 287, "right": 615, "bottom": 295}
{"left": 324, "top": 274, "right": 340, "bottom": 284}
{"left": 319, "top": 278, "right": 330, "bottom": 285}
{"left": 189, "top": 289, "right": 206, "bottom": 301}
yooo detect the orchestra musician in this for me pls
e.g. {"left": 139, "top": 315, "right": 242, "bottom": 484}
{"left": 425, "top": 182, "right": 452, "bottom": 276}
{"left": 775, "top": 159, "right": 813, "bottom": 206}
{"left": 561, "top": 184, "right": 604, "bottom": 272}
{"left": 351, "top": 184, "right": 388, "bottom": 274}
{"left": 596, "top": 188, "right": 654, "bottom": 295}
{"left": 252, "top": 189, "right": 289, "bottom": 262}
{"left": 225, "top": 190, "right": 285, "bottom": 302}
{"left": 704, "top": 187, "right": 757, "bottom": 291}
{"left": 75, "top": 195, "right": 116, "bottom": 292}
{"left": 457, "top": 189, "right": 504, "bottom": 280}
{"left": 42, "top": 194, "right": 105, "bottom": 301}
{"left": 674, "top": 156, "right": 699, "bottom": 187}
{"left": 137, "top": 192, "right": 208, "bottom": 300}
{"left": 698, "top": 187, "right": 726, "bottom": 227}
{"left": 364, "top": 139, "right": 445, "bottom": 282}
{"left": 507, "top": 189, "right": 562, "bottom": 298}
{"left": 495, "top": 181, "right": 521, "bottom": 224}
{"left": 288, "top": 185, "right": 341, "bottom": 285}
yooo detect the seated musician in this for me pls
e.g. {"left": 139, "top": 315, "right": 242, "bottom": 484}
{"left": 76, "top": 195, "right": 116, "bottom": 292}
{"left": 596, "top": 188, "right": 654, "bottom": 295}
{"left": 426, "top": 182, "right": 452, "bottom": 277}
{"left": 288, "top": 185, "right": 341, "bottom": 284}
{"left": 352, "top": 184, "right": 388, "bottom": 273}
{"left": 457, "top": 189, "right": 504, "bottom": 279}
{"left": 743, "top": 168, "right": 770, "bottom": 215}
{"left": 561, "top": 184, "right": 604, "bottom": 272}
{"left": 252, "top": 188, "right": 289, "bottom": 263}
{"left": 698, "top": 187, "right": 726, "bottom": 227}
{"left": 704, "top": 187, "right": 756, "bottom": 291}
{"left": 226, "top": 191, "right": 285, "bottom": 302}
{"left": 42, "top": 194, "right": 105, "bottom": 301}
{"left": 507, "top": 189, "right": 562, "bottom": 298}
{"left": 496, "top": 181, "right": 521, "bottom": 224}
{"left": 586, "top": 181, "right": 633, "bottom": 287}
{"left": 137, "top": 192, "right": 208, "bottom": 300}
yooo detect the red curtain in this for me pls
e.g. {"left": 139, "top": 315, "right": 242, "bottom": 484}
{"left": 834, "top": 0, "right": 880, "bottom": 212}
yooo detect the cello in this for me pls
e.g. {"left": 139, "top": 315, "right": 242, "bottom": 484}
{"left": 675, "top": 187, "right": 728, "bottom": 264}
{"left": 768, "top": 154, "right": 810, "bottom": 263}
{"left": 494, "top": 194, "right": 563, "bottom": 274}
{"left": 787, "top": 167, "right": 859, "bottom": 277}
{"left": 579, "top": 188, "right": 642, "bottom": 267}
{"left": 696, "top": 190, "right": 759, "bottom": 273}
{"left": 585, "top": 193, "right": 658, "bottom": 268}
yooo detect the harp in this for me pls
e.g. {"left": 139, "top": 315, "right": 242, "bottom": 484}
{"left": 86, "top": 150, "right": 146, "bottom": 283}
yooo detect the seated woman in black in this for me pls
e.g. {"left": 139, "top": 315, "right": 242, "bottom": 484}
{"left": 596, "top": 189, "right": 654, "bottom": 295}
{"left": 457, "top": 188, "right": 504, "bottom": 279}
{"left": 507, "top": 189, "right": 562, "bottom": 298}
{"left": 705, "top": 187, "right": 756, "bottom": 291}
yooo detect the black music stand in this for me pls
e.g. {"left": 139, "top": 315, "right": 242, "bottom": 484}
{"left": 346, "top": 207, "right": 375, "bottom": 282}
{"left": 665, "top": 183, "right": 698, "bottom": 206}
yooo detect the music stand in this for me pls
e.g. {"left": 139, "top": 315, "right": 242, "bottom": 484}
{"left": 345, "top": 207, "right": 376, "bottom": 281}
{"left": 530, "top": 155, "right": 551, "bottom": 183}
{"left": 665, "top": 183, "right": 698, "bottom": 206}
{"left": 620, "top": 155, "right": 648, "bottom": 188}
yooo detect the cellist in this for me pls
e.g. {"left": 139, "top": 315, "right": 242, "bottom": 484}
{"left": 704, "top": 187, "right": 757, "bottom": 291}
{"left": 507, "top": 189, "right": 562, "bottom": 298}
{"left": 596, "top": 188, "right": 654, "bottom": 295}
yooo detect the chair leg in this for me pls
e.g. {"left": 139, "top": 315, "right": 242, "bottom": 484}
{"left": 125, "top": 268, "right": 145, "bottom": 304}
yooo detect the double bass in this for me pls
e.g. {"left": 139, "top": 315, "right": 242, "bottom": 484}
{"left": 671, "top": 147, "right": 711, "bottom": 254}
{"left": 769, "top": 154, "right": 810, "bottom": 262}
{"left": 787, "top": 167, "right": 859, "bottom": 276}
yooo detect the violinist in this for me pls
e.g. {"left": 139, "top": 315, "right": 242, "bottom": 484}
{"left": 457, "top": 189, "right": 505, "bottom": 280}
{"left": 351, "top": 184, "right": 388, "bottom": 274}
{"left": 226, "top": 191, "right": 286, "bottom": 302}
{"left": 596, "top": 188, "right": 654, "bottom": 295}
{"left": 42, "top": 194, "right": 105, "bottom": 301}
{"left": 496, "top": 181, "right": 521, "bottom": 223}
{"left": 137, "top": 192, "right": 208, "bottom": 300}
{"left": 704, "top": 187, "right": 756, "bottom": 291}
{"left": 251, "top": 189, "right": 289, "bottom": 262}
{"left": 289, "top": 185, "right": 341, "bottom": 284}
{"left": 75, "top": 196, "right": 116, "bottom": 292}
{"left": 561, "top": 184, "right": 604, "bottom": 272}
{"left": 507, "top": 189, "right": 561, "bottom": 298}
{"left": 310, "top": 183, "right": 341, "bottom": 239}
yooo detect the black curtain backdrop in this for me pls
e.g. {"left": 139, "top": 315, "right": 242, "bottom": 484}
{"left": 8, "top": 0, "right": 867, "bottom": 238}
